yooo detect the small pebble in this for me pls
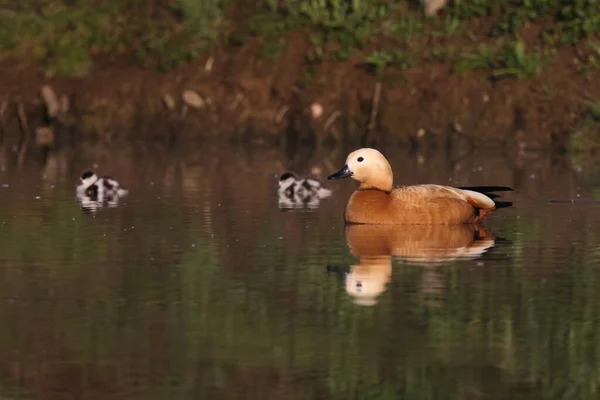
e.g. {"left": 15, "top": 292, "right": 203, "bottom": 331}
{"left": 310, "top": 103, "right": 323, "bottom": 119}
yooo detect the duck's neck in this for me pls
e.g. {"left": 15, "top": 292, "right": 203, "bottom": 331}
{"left": 359, "top": 173, "right": 393, "bottom": 192}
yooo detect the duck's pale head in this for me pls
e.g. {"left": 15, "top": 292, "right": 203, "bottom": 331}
{"left": 80, "top": 170, "right": 98, "bottom": 189}
{"left": 328, "top": 148, "right": 393, "bottom": 192}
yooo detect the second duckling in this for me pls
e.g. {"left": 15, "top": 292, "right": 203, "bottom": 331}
{"left": 76, "top": 170, "right": 129, "bottom": 201}
{"left": 278, "top": 172, "right": 332, "bottom": 208}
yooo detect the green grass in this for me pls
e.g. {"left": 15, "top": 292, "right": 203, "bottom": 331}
{"left": 0, "top": 0, "right": 225, "bottom": 75}
{"left": 454, "top": 40, "right": 542, "bottom": 79}
{"left": 579, "top": 41, "right": 600, "bottom": 71}
{"left": 382, "top": 14, "right": 425, "bottom": 40}
{"left": 580, "top": 101, "right": 600, "bottom": 131}
{"left": 178, "top": 0, "right": 227, "bottom": 38}
{"left": 493, "top": 40, "right": 543, "bottom": 79}
{"left": 364, "top": 50, "right": 415, "bottom": 77}
{"left": 454, "top": 44, "right": 499, "bottom": 73}
{"left": 261, "top": 39, "right": 288, "bottom": 59}
{"left": 569, "top": 101, "right": 600, "bottom": 169}
{"left": 1, "top": 0, "right": 600, "bottom": 77}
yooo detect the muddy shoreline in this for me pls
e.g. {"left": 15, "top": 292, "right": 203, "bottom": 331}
{"left": 0, "top": 38, "right": 596, "bottom": 152}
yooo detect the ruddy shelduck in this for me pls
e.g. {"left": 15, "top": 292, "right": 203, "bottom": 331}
{"left": 327, "top": 148, "right": 512, "bottom": 224}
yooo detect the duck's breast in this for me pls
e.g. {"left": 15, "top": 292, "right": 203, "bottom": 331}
{"left": 345, "top": 190, "right": 396, "bottom": 224}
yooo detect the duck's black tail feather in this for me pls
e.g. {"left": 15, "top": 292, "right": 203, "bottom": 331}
{"left": 459, "top": 186, "right": 514, "bottom": 209}
{"left": 494, "top": 201, "right": 513, "bottom": 209}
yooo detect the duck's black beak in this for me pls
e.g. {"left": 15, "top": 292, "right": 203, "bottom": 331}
{"left": 328, "top": 165, "right": 353, "bottom": 180}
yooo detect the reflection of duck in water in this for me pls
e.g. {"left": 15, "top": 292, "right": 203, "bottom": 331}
{"left": 339, "top": 256, "right": 392, "bottom": 307}
{"left": 329, "top": 224, "right": 498, "bottom": 306}
{"left": 278, "top": 172, "right": 332, "bottom": 209}
{"left": 328, "top": 148, "right": 512, "bottom": 224}
{"left": 76, "top": 170, "right": 129, "bottom": 214}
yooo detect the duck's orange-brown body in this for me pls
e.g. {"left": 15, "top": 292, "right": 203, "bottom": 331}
{"left": 345, "top": 185, "right": 497, "bottom": 225}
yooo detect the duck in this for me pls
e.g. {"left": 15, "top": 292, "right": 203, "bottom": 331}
{"left": 76, "top": 170, "right": 129, "bottom": 202}
{"left": 278, "top": 171, "right": 332, "bottom": 209}
{"left": 327, "top": 148, "right": 512, "bottom": 224}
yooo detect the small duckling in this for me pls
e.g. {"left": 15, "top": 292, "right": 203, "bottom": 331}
{"left": 102, "top": 176, "right": 129, "bottom": 198}
{"left": 76, "top": 170, "right": 128, "bottom": 200}
{"left": 76, "top": 170, "right": 128, "bottom": 214}
{"left": 278, "top": 172, "right": 298, "bottom": 199}
{"left": 278, "top": 172, "right": 332, "bottom": 208}
{"left": 279, "top": 172, "right": 333, "bottom": 198}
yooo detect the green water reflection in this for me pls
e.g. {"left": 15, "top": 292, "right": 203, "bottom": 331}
{"left": 0, "top": 144, "right": 598, "bottom": 399}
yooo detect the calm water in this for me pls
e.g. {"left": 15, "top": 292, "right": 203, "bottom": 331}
{"left": 0, "top": 142, "right": 599, "bottom": 399}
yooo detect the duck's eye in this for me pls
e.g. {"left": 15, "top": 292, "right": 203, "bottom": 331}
{"left": 357, "top": 157, "right": 364, "bottom": 162}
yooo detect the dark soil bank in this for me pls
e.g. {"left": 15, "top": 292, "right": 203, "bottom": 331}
{"left": 1, "top": 47, "right": 591, "bottom": 151}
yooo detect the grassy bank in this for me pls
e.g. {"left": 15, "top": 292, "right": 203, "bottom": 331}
{"left": 0, "top": 0, "right": 225, "bottom": 75}
{"left": 1, "top": 1, "right": 600, "bottom": 76}
{"left": 2, "top": 1, "right": 600, "bottom": 153}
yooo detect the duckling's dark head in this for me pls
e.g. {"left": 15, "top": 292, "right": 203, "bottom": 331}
{"left": 279, "top": 172, "right": 298, "bottom": 191}
{"left": 80, "top": 170, "right": 99, "bottom": 189}
{"left": 279, "top": 172, "right": 297, "bottom": 182}
{"left": 81, "top": 170, "right": 95, "bottom": 180}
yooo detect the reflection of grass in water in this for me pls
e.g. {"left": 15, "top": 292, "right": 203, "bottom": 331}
{"left": 0, "top": 195, "right": 198, "bottom": 393}
{"left": 173, "top": 219, "right": 600, "bottom": 398}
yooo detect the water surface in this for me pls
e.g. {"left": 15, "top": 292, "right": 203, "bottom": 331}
{"left": 0, "top": 142, "right": 599, "bottom": 399}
